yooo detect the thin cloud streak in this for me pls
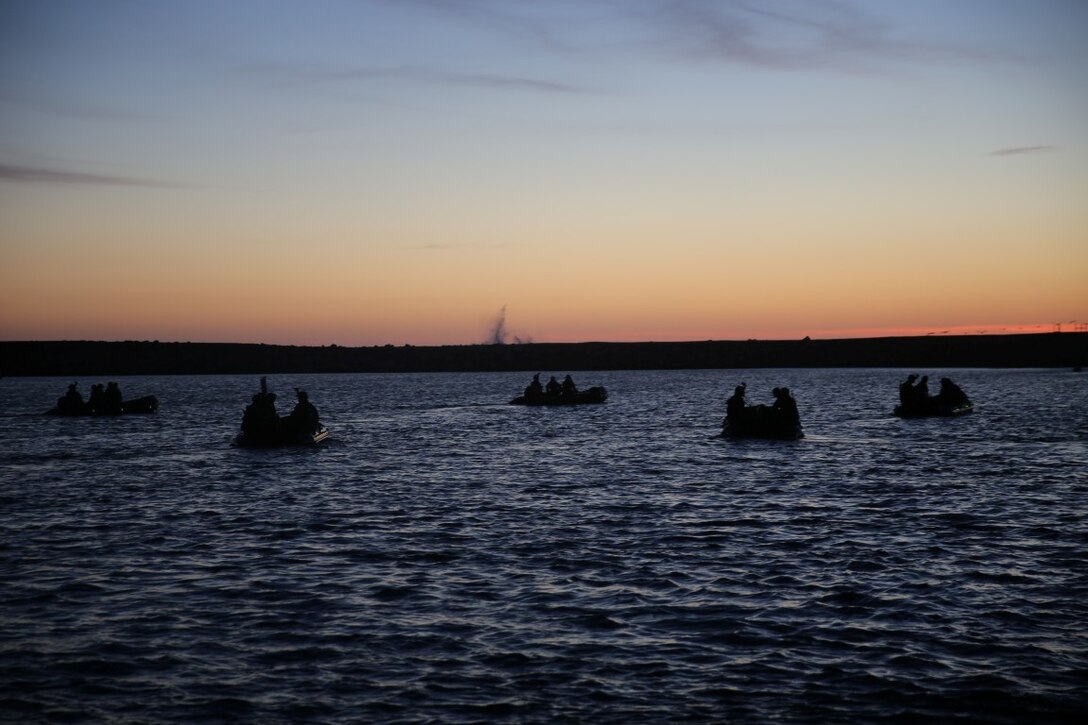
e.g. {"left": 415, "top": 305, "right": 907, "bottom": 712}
{"left": 248, "top": 63, "right": 587, "bottom": 94}
{"left": 0, "top": 163, "right": 193, "bottom": 188}
{"left": 990, "top": 145, "right": 1056, "bottom": 156}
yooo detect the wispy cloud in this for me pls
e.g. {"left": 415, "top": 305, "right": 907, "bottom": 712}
{"left": 396, "top": 0, "right": 1016, "bottom": 73}
{"left": 249, "top": 63, "right": 586, "bottom": 94}
{"left": 443, "top": 71, "right": 581, "bottom": 93}
{"left": 663, "top": 0, "right": 1012, "bottom": 70}
{"left": 989, "top": 145, "right": 1056, "bottom": 156}
{"left": 0, "top": 163, "right": 192, "bottom": 188}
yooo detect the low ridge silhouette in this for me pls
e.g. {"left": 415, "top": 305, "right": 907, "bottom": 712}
{"left": 2, "top": 333, "right": 1085, "bottom": 377}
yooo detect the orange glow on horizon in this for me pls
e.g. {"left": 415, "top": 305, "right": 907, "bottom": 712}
{"left": 0, "top": 315, "right": 1071, "bottom": 347}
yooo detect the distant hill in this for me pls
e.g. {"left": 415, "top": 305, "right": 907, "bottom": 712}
{"left": 2, "top": 334, "right": 1085, "bottom": 377}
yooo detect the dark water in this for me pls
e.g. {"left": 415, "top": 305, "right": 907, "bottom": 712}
{"left": 2, "top": 369, "right": 1086, "bottom": 723}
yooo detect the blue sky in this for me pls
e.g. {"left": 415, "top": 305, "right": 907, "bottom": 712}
{"left": 2, "top": 1, "right": 1085, "bottom": 343}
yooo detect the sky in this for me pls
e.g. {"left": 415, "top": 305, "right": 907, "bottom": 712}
{"left": 1, "top": 0, "right": 1085, "bottom": 345}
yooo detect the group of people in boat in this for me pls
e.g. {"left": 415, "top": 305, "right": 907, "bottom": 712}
{"left": 898, "top": 374, "right": 970, "bottom": 410}
{"left": 54, "top": 381, "right": 126, "bottom": 415}
{"left": 724, "top": 383, "right": 801, "bottom": 428}
{"left": 523, "top": 373, "right": 579, "bottom": 401}
{"left": 240, "top": 376, "right": 321, "bottom": 442}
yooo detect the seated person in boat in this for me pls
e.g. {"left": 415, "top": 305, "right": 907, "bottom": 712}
{"left": 899, "top": 374, "right": 918, "bottom": 406}
{"left": 545, "top": 375, "right": 562, "bottom": 398}
{"left": 241, "top": 387, "right": 279, "bottom": 438}
{"left": 287, "top": 389, "right": 320, "bottom": 433}
{"left": 725, "top": 384, "right": 747, "bottom": 423}
{"left": 524, "top": 374, "right": 543, "bottom": 400}
{"left": 561, "top": 375, "right": 578, "bottom": 398}
{"left": 58, "top": 383, "right": 85, "bottom": 414}
{"left": 772, "top": 387, "right": 800, "bottom": 424}
{"left": 913, "top": 375, "right": 930, "bottom": 406}
{"left": 103, "top": 381, "right": 124, "bottom": 414}
{"left": 935, "top": 377, "right": 970, "bottom": 407}
{"left": 87, "top": 383, "right": 106, "bottom": 413}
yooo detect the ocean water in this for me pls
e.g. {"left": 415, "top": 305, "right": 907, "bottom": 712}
{"left": 1, "top": 368, "right": 1086, "bottom": 723}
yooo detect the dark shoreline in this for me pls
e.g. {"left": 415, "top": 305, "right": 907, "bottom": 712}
{"left": 2, "top": 333, "right": 1085, "bottom": 377}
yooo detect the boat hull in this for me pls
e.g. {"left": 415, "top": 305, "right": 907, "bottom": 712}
{"left": 232, "top": 426, "right": 330, "bottom": 448}
{"left": 722, "top": 421, "right": 804, "bottom": 440}
{"left": 893, "top": 402, "right": 973, "bottom": 418}
{"left": 509, "top": 386, "right": 608, "bottom": 406}
{"left": 45, "top": 395, "right": 159, "bottom": 416}
{"left": 722, "top": 405, "right": 803, "bottom": 440}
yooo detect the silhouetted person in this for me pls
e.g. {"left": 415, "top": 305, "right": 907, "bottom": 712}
{"left": 545, "top": 376, "right": 561, "bottom": 397}
{"left": 725, "top": 384, "right": 747, "bottom": 423}
{"left": 242, "top": 377, "right": 279, "bottom": 439}
{"left": 561, "top": 375, "right": 577, "bottom": 398}
{"left": 914, "top": 375, "right": 930, "bottom": 406}
{"left": 87, "top": 383, "right": 106, "bottom": 414}
{"left": 524, "top": 373, "right": 543, "bottom": 400}
{"left": 288, "top": 389, "right": 320, "bottom": 434}
{"left": 936, "top": 377, "right": 969, "bottom": 407}
{"left": 773, "top": 387, "right": 800, "bottom": 424}
{"left": 58, "top": 383, "right": 84, "bottom": 414}
{"left": 899, "top": 374, "right": 918, "bottom": 406}
{"left": 104, "top": 381, "right": 123, "bottom": 414}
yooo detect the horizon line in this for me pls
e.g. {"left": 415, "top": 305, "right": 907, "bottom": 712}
{"left": 3, "top": 329, "right": 1081, "bottom": 349}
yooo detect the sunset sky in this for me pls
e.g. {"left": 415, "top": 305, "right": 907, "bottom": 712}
{"left": 2, "top": 0, "right": 1085, "bottom": 345}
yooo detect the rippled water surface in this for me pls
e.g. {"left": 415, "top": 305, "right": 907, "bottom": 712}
{"left": 2, "top": 369, "right": 1087, "bottom": 722}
